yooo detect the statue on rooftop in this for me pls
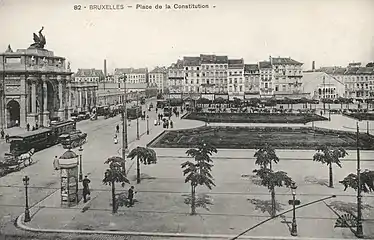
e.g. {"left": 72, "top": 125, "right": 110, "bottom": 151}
{"left": 29, "top": 27, "right": 46, "bottom": 49}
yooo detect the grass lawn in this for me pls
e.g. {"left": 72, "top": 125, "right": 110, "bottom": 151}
{"left": 344, "top": 112, "right": 374, "bottom": 121}
{"left": 149, "top": 126, "right": 374, "bottom": 150}
{"left": 184, "top": 112, "right": 327, "bottom": 123}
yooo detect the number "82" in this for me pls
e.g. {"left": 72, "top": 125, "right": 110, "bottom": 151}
{"left": 74, "top": 5, "right": 82, "bottom": 10}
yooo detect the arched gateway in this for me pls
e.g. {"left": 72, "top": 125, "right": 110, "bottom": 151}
{"left": 6, "top": 100, "right": 20, "bottom": 128}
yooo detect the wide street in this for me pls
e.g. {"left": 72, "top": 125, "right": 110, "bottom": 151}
{"left": 0, "top": 98, "right": 164, "bottom": 236}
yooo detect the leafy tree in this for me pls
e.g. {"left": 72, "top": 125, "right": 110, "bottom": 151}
{"left": 181, "top": 141, "right": 217, "bottom": 215}
{"left": 253, "top": 144, "right": 292, "bottom": 217}
{"left": 127, "top": 146, "right": 157, "bottom": 184}
{"left": 313, "top": 146, "right": 348, "bottom": 188}
{"left": 103, "top": 156, "right": 130, "bottom": 213}
{"left": 340, "top": 170, "right": 374, "bottom": 193}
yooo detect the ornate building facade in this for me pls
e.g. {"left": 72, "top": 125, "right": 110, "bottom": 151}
{"left": 0, "top": 28, "right": 73, "bottom": 129}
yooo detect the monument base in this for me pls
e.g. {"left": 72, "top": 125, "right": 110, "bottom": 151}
{"left": 26, "top": 113, "right": 39, "bottom": 128}
{"left": 42, "top": 111, "right": 50, "bottom": 127}
{"left": 58, "top": 109, "right": 65, "bottom": 121}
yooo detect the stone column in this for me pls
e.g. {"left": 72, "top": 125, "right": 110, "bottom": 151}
{"left": 41, "top": 75, "right": 49, "bottom": 127}
{"left": 66, "top": 76, "right": 73, "bottom": 119}
{"left": 85, "top": 88, "right": 89, "bottom": 111}
{"left": 78, "top": 89, "right": 82, "bottom": 112}
{"left": 19, "top": 75, "right": 27, "bottom": 128}
{"left": 57, "top": 75, "right": 65, "bottom": 120}
{"left": 26, "top": 76, "right": 38, "bottom": 128}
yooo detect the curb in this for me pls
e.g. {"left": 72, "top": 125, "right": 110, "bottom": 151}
{"left": 15, "top": 213, "right": 360, "bottom": 240}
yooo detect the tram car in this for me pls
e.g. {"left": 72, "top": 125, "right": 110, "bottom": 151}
{"left": 59, "top": 130, "right": 87, "bottom": 149}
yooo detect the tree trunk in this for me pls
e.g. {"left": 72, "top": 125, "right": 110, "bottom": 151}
{"left": 191, "top": 184, "right": 196, "bottom": 215}
{"left": 271, "top": 187, "right": 276, "bottom": 217}
{"left": 329, "top": 162, "right": 333, "bottom": 188}
{"left": 137, "top": 156, "right": 141, "bottom": 184}
{"left": 112, "top": 181, "right": 116, "bottom": 213}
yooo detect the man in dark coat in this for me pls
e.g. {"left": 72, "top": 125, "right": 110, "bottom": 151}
{"left": 116, "top": 124, "right": 119, "bottom": 133}
{"left": 26, "top": 123, "right": 30, "bottom": 131}
{"left": 0, "top": 129, "right": 4, "bottom": 139}
{"left": 127, "top": 186, "right": 135, "bottom": 207}
{"left": 82, "top": 176, "right": 91, "bottom": 203}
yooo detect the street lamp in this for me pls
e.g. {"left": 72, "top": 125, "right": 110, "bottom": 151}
{"left": 328, "top": 104, "right": 331, "bottom": 121}
{"left": 136, "top": 93, "right": 140, "bottom": 140}
{"left": 146, "top": 115, "right": 149, "bottom": 135}
{"left": 290, "top": 182, "right": 298, "bottom": 236}
{"left": 78, "top": 146, "right": 83, "bottom": 182}
{"left": 356, "top": 122, "right": 364, "bottom": 238}
{"left": 22, "top": 176, "right": 31, "bottom": 222}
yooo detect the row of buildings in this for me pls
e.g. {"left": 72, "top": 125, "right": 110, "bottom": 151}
{"left": 1, "top": 32, "right": 373, "bottom": 130}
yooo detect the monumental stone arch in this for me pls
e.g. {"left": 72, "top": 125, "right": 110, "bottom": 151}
{"left": 0, "top": 27, "right": 73, "bottom": 129}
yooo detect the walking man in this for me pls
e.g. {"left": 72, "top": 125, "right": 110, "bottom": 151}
{"left": 82, "top": 176, "right": 91, "bottom": 203}
{"left": 116, "top": 124, "right": 119, "bottom": 133}
{"left": 0, "top": 129, "right": 4, "bottom": 139}
{"left": 53, "top": 156, "right": 60, "bottom": 170}
{"left": 127, "top": 186, "right": 135, "bottom": 207}
{"left": 26, "top": 123, "right": 30, "bottom": 131}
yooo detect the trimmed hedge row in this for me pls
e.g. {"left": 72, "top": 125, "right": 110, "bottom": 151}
{"left": 149, "top": 126, "right": 374, "bottom": 150}
{"left": 184, "top": 112, "right": 327, "bottom": 124}
{"left": 343, "top": 112, "right": 374, "bottom": 121}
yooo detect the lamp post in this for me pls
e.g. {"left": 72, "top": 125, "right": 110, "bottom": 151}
{"left": 136, "top": 93, "right": 140, "bottom": 140}
{"left": 122, "top": 74, "right": 128, "bottom": 175}
{"left": 290, "top": 182, "right": 298, "bottom": 236}
{"left": 356, "top": 122, "right": 364, "bottom": 238}
{"left": 146, "top": 115, "right": 149, "bottom": 135}
{"left": 328, "top": 104, "right": 331, "bottom": 121}
{"left": 22, "top": 176, "right": 31, "bottom": 222}
{"left": 78, "top": 146, "right": 83, "bottom": 182}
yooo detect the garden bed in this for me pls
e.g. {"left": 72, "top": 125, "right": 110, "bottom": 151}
{"left": 183, "top": 112, "right": 327, "bottom": 124}
{"left": 149, "top": 126, "right": 374, "bottom": 150}
{"left": 343, "top": 112, "right": 374, "bottom": 121}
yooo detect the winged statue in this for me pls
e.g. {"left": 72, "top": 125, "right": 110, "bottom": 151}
{"left": 29, "top": 27, "right": 46, "bottom": 49}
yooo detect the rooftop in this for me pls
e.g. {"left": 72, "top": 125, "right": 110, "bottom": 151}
{"left": 114, "top": 68, "right": 148, "bottom": 75}
{"left": 150, "top": 66, "right": 167, "bottom": 73}
{"left": 75, "top": 68, "right": 104, "bottom": 78}
{"left": 183, "top": 56, "right": 201, "bottom": 66}
{"left": 200, "top": 54, "right": 228, "bottom": 64}
{"left": 259, "top": 61, "right": 272, "bottom": 69}
{"left": 244, "top": 64, "right": 259, "bottom": 71}
{"left": 271, "top": 57, "right": 303, "bottom": 65}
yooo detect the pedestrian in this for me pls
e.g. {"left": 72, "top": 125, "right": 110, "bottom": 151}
{"left": 82, "top": 176, "right": 91, "bottom": 203}
{"left": 0, "top": 129, "right": 4, "bottom": 139}
{"left": 53, "top": 156, "right": 60, "bottom": 170}
{"left": 114, "top": 134, "right": 118, "bottom": 144}
{"left": 26, "top": 123, "right": 30, "bottom": 131}
{"left": 116, "top": 124, "right": 119, "bottom": 133}
{"left": 166, "top": 120, "right": 169, "bottom": 129}
{"left": 127, "top": 186, "right": 136, "bottom": 207}
{"left": 154, "top": 119, "right": 157, "bottom": 126}
{"left": 170, "top": 120, "right": 173, "bottom": 128}
{"left": 32, "top": 126, "right": 35, "bottom": 131}
{"left": 35, "top": 123, "right": 39, "bottom": 129}
{"left": 5, "top": 134, "right": 9, "bottom": 143}
{"left": 156, "top": 108, "right": 158, "bottom": 113}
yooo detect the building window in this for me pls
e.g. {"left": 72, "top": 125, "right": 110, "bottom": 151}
{"left": 197, "top": 67, "right": 199, "bottom": 70}
{"left": 197, "top": 73, "right": 199, "bottom": 77}
{"left": 275, "top": 86, "right": 279, "bottom": 91}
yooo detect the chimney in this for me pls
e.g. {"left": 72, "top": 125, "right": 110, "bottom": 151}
{"left": 104, "top": 59, "right": 107, "bottom": 78}
{"left": 312, "top": 61, "right": 315, "bottom": 71}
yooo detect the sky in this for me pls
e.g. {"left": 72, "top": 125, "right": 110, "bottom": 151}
{"left": 1, "top": 0, "right": 373, "bottom": 73}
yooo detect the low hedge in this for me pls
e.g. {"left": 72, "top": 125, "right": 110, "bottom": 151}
{"left": 343, "top": 112, "right": 374, "bottom": 121}
{"left": 149, "top": 126, "right": 374, "bottom": 150}
{"left": 184, "top": 112, "right": 327, "bottom": 124}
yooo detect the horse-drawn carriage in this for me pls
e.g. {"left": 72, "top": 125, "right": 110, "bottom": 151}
{"left": 0, "top": 148, "right": 35, "bottom": 173}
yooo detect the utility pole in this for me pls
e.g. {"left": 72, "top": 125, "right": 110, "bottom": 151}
{"left": 122, "top": 74, "right": 128, "bottom": 175}
{"left": 356, "top": 122, "right": 363, "bottom": 238}
{"left": 136, "top": 93, "right": 140, "bottom": 140}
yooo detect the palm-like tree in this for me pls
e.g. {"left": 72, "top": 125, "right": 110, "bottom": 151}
{"left": 340, "top": 170, "right": 374, "bottom": 193}
{"left": 313, "top": 146, "right": 348, "bottom": 188}
{"left": 127, "top": 146, "right": 157, "bottom": 184}
{"left": 253, "top": 144, "right": 291, "bottom": 217}
{"left": 181, "top": 141, "right": 217, "bottom": 215}
{"left": 103, "top": 156, "right": 130, "bottom": 213}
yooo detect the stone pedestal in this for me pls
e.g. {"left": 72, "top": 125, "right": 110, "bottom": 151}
{"left": 27, "top": 113, "right": 38, "bottom": 128}
{"left": 42, "top": 111, "right": 50, "bottom": 127}
{"left": 57, "top": 108, "right": 65, "bottom": 121}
